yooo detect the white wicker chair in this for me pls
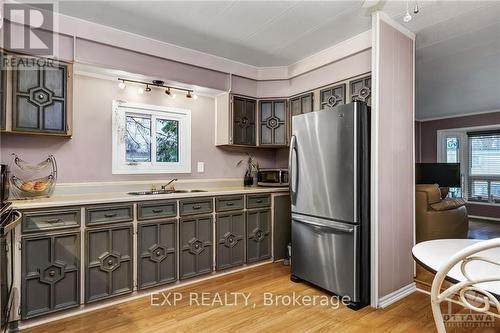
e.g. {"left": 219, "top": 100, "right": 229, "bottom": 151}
{"left": 430, "top": 238, "right": 500, "bottom": 333}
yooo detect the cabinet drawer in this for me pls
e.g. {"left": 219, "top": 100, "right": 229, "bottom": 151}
{"left": 137, "top": 200, "right": 177, "bottom": 221}
{"left": 22, "top": 208, "right": 81, "bottom": 233}
{"left": 86, "top": 204, "right": 133, "bottom": 226}
{"left": 246, "top": 194, "right": 271, "bottom": 209}
{"left": 179, "top": 198, "right": 213, "bottom": 216}
{"left": 215, "top": 196, "right": 244, "bottom": 212}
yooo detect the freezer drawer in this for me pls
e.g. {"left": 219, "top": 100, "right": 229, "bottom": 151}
{"left": 291, "top": 215, "right": 359, "bottom": 302}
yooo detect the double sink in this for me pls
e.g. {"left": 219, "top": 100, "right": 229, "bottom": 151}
{"left": 127, "top": 189, "right": 207, "bottom": 195}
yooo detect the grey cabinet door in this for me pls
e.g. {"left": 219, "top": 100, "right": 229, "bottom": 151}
{"left": 232, "top": 96, "right": 256, "bottom": 145}
{"left": 179, "top": 215, "right": 213, "bottom": 279}
{"left": 350, "top": 76, "right": 371, "bottom": 105}
{"left": 320, "top": 84, "right": 346, "bottom": 109}
{"left": 85, "top": 225, "right": 133, "bottom": 303}
{"left": 290, "top": 93, "right": 313, "bottom": 117}
{"left": 259, "top": 100, "right": 288, "bottom": 146}
{"left": 0, "top": 53, "right": 5, "bottom": 130}
{"left": 21, "top": 232, "right": 80, "bottom": 319}
{"left": 216, "top": 212, "right": 245, "bottom": 270}
{"left": 273, "top": 195, "right": 291, "bottom": 260}
{"left": 246, "top": 209, "right": 271, "bottom": 263}
{"left": 12, "top": 56, "right": 68, "bottom": 133}
{"left": 137, "top": 219, "right": 177, "bottom": 289}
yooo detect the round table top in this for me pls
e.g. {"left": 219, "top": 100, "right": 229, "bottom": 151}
{"left": 412, "top": 239, "right": 500, "bottom": 296}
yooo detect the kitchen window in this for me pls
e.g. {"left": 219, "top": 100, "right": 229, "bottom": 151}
{"left": 112, "top": 101, "right": 191, "bottom": 174}
{"left": 468, "top": 131, "right": 500, "bottom": 203}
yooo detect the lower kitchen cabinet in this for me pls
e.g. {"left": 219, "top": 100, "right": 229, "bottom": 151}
{"left": 85, "top": 225, "right": 133, "bottom": 303}
{"left": 215, "top": 212, "right": 245, "bottom": 270}
{"left": 137, "top": 219, "right": 177, "bottom": 289}
{"left": 246, "top": 209, "right": 271, "bottom": 263}
{"left": 273, "top": 195, "right": 291, "bottom": 260}
{"left": 21, "top": 232, "right": 80, "bottom": 319}
{"left": 179, "top": 215, "right": 213, "bottom": 279}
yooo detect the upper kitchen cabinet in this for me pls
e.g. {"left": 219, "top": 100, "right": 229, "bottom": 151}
{"left": 259, "top": 99, "right": 288, "bottom": 146}
{"left": 215, "top": 93, "right": 256, "bottom": 146}
{"left": 233, "top": 96, "right": 257, "bottom": 145}
{"left": 10, "top": 55, "right": 73, "bottom": 136}
{"left": 290, "top": 93, "right": 313, "bottom": 117}
{"left": 320, "top": 84, "right": 346, "bottom": 110}
{"left": 0, "top": 54, "right": 5, "bottom": 131}
{"left": 350, "top": 76, "right": 371, "bottom": 106}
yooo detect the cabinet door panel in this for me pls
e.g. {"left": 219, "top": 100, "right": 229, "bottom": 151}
{"left": 43, "top": 101, "right": 64, "bottom": 131}
{"left": 85, "top": 226, "right": 133, "bottom": 303}
{"left": 16, "top": 97, "right": 39, "bottom": 129}
{"left": 246, "top": 209, "right": 271, "bottom": 263}
{"left": 259, "top": 100, "right": 287, "bottom": 146}
{"left": 180, "top": 215, "right": 213, "bottom": 279}
{"left": 138, "top": 219, "right": 177, "bottom": 289}
{"left": 320, "top": 84, "right": 346, "bottom": 109}
{"left": 291, "top": 93, "right": 313, "bottom": 118}
{"left": 22, "top": 232, "right": 80, "bottom": 319}
{"left": 216, "top": 212, "right": 245, "bottom": 270}
{"left": 232, "top": 96, "right": 256, "bottom": 145}
{"left": 12, "top": 56, "right": 68, "bottom": 133}
{"left": 0, "top": 54, "right": 5, "bottom": 130}
{"left": 273, "top": 195, "right": 291, "bottom": 260}
{"left": 350, "top": 76, "right": 371, "bottom": 105}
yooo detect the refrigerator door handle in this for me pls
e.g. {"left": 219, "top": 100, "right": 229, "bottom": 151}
{"left": 292, "top": 214, "right": 354, "bottom": 233}
{"left": 289, "top": 135, "right": 298, "bottom": 204}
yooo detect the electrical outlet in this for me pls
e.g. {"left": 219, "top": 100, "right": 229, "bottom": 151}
{"left": 197, "top": 162, "right": 205, "bottom": 173}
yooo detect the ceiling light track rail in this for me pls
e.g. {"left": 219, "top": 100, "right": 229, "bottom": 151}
{"left": 117, "top": 78, "right": 197, "bottom": 99}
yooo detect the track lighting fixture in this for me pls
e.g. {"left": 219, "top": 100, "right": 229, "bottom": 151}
{"left": 403, "top": 1, "right": 419, "bottom": 22}
{"left": 118, "top": 78, "right": 197, "bottom": 100}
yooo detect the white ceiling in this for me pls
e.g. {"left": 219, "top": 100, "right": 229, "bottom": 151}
{"left": 46, "top": 1, "right": 500, "bottom": 119}
{"left": 414, "top": 1, "right": 500, "bottom": 120}
{"left": 52, "top": 0, "right": 371, "bottom": 67}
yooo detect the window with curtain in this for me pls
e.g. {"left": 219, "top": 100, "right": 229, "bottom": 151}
{"left": 468, "top": 131, "right": 500, "bottom": 203}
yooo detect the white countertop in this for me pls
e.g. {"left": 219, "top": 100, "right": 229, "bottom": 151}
{"left": 412, "top": 239, "right": 500, "bottom": 296}
{"left": 11, "top": 186, "right": 289, "bottom": 210}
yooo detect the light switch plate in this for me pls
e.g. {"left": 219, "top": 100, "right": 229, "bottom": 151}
{"left": 197, "top": 162, "right": 204, "bottom": 173}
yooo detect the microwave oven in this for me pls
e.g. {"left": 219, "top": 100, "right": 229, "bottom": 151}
{"left": 257, "top": 169, "right": 289, "bottom": 187}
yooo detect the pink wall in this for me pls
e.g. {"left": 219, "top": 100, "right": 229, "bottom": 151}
{"left": 376, "top": 20, "right": 415, "bottom": 298}
{"left": 0, "top": 75, "right": 276, "bottom": 183}
{"left": 417, "top": 111, "right": 500, "bottom": 219}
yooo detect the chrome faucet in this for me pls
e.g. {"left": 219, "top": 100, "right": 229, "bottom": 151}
{"left": 161, "top": 179, "right": 178, "bottom": 191}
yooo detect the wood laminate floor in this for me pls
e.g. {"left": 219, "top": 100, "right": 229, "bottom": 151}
{"left": 23, "top": 263, "right": 498, "bottom": 333}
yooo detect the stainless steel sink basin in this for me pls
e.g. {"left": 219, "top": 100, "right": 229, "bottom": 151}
{"left": 127, "top": 189, "right": 207, "bottom": 195}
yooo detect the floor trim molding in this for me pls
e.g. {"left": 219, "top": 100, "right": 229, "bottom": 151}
{"left": 378, "top": 283, "right": 416, "bottom": 308}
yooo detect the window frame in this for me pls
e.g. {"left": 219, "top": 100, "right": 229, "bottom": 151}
{"left": 437, "top": 125, "right": 500, "bottom": 204}
{"left": 112, "top": 100, "right": 191, "bottom": 174}
{"left": 467, "top": 132, "right": 500, "bottom": 203}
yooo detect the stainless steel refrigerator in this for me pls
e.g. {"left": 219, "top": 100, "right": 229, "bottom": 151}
{"left": 289, "top": 101, "right": 370, "bottom": 309}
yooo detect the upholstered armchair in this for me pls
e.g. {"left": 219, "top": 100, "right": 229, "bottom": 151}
{"left": 415, "top": 184, "right": 469, "bottom": 243}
